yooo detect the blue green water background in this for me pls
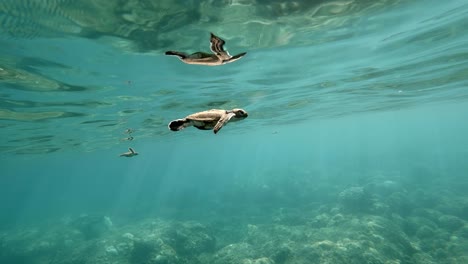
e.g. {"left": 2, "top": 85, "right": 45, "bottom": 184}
{"left": 1, "top": 0, "right": 468, "bottom": 263}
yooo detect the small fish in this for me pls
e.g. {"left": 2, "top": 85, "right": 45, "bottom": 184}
{"left": 119, "top": 147, "right": 138, "bottom": 157}
{"left": 120, "top": 136, "right": 134, "bottom": 141}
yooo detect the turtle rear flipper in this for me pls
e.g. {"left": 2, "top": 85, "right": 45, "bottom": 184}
{"left": 169, "top": 119, "right": 189, "bottom": 131}
{"left": 165, "top": 51, "right": 188, "bottom": 59}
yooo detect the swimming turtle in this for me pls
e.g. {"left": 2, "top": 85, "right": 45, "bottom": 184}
{"left": 124, "top": 128, "right": 134, "bottom": 134}
{"left": 168, "top": 108, "right": 248, "bottom": 134}
{"left": 165, "top": 33, "right": 247, "bottom": 66}
{"left": 119, "top": 147, "right": 138, "bottom": 157}
{"left": 120, "top": 136, "right": 134, "bottom": 141}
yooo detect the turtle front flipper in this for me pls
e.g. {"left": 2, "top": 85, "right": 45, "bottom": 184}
{"left": 210, "top": 33, "right": 227, "bottom": 56}
{"left": 213, "top": 113, "right": 235, "bottom": 134}
{"left": 168, "top": 118, "right": 190, "bottom": 131}
{"left": 223, "top": 52, "right": 247, "bottom": 64}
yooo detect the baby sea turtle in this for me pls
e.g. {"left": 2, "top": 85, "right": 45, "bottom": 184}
{"left": 165, "top": 33, "right": 247, "bottom": 66}
{"left": 120, "top": 136, "right": 134, "bottom": 141}
{"left": 119, "top": 147, "right": 138, "bottom": 157}
{"left": 168, "top": 108, "right": 248, "bottom": 134}
{"left": 124, "top": 128, "right": 134, "bottom": 134}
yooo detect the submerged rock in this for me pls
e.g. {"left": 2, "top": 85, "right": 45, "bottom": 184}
{"left": 403, "top": 216, "right": 438, "bottom": 237}
{"left": 338, "top": 186, "right": 374, "bottom": 213}
{"left": 437, "top": 215, "right": 465, "bottom": 232}
{"left": 369, "top": 179, "right": 402, "bottom": 197}
{"left": 415, "top": 225, "right": 436, "bottom": 239}
{"left": 69, "top": 214, "right": 113, "bottom": 240}
{"left": 385, "top": 192, "right": 414, "bottom": 217}
{"left": 130, "top": 238, "right": 179, "bottom": 264}
{"left": 105, "top": 245, "right": 118, "bottom": 255}
{"left": 298, "top": 238, "right": 387, "bottom": 264}
{"left": 243, "top": 257, "right": 275, "bottom": 264}
{"left": 123, "top": 232, "right": 135, "bottom": 240}
{"left": 164, "top": 221, "right": 216, "bottom": 257}
{"left": 212, "top": 243, "right": 255, "bottom": 264}
{"left": 456, "top": 225, "right": 468, "bottom": 239}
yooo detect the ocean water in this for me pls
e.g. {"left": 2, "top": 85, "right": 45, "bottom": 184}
{"left": 1, "top": 0, "right": 468, "bottom": 263}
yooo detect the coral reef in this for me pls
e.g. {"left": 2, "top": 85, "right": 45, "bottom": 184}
{"left": 338, "top": 186, "right": 375, "bottom": 213}
{"left": 1, "top": 172, "right": 467, "bottom": 264}
{"left": 69, "top": 214, "right": 113, "bottom": 240}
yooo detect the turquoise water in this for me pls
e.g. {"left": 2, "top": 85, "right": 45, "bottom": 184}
{"left": 1, "top": 0, "right": 468, "bottom": 263}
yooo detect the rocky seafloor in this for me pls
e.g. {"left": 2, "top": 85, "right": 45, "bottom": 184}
{"left": 1, "top": 177, "right": 468, "bottom": 264}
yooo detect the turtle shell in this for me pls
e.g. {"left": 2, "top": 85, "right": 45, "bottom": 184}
{"left": 185, "top": 109, "right": 224, "bottom": 122}
{"left": 185, "top": 109, "right": 225, "bottom": 130}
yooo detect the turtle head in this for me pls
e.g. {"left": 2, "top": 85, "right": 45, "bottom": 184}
{"left": 230, "top": 108, "right": 248, "bottom": 119}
